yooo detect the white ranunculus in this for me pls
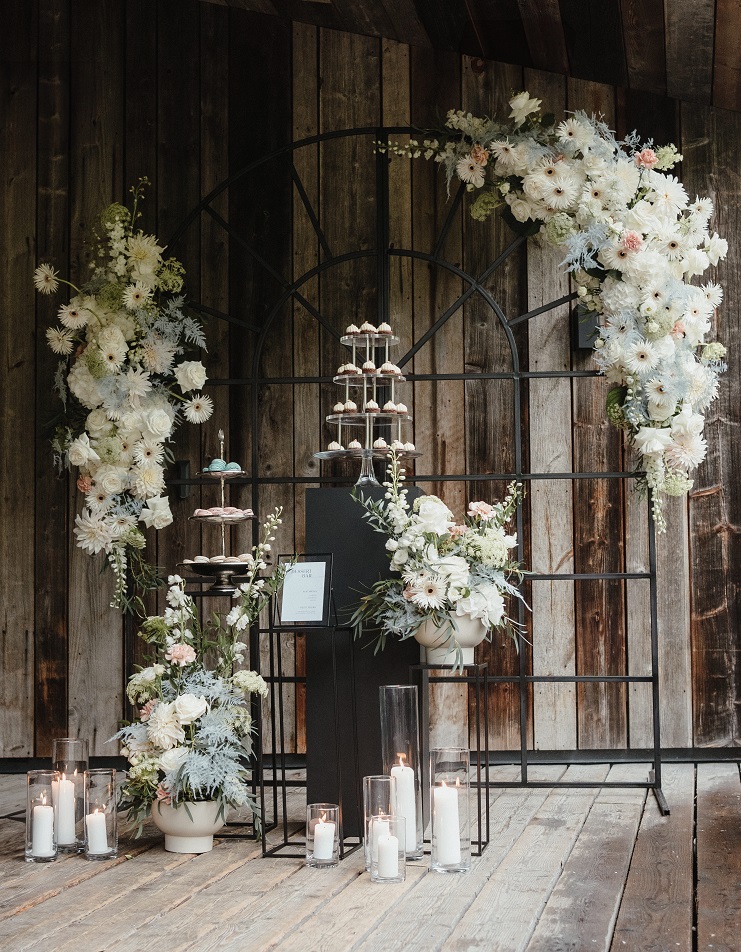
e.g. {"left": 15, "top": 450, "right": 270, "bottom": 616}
{"left": 141, "top": 407, "right": 173, "bottom": 441}
{"left": 146, "top": 701, "right": 185, "bottom": 750}
{"left": 456, "top": 583, "right": 505, "bottom": 629}
{"left": 647, "top": 397, "right": 675, "bottom": 422}
{"left": 633, "top": 426, "right": 674, "bottom": 457}
{"left": 173, "top": 693, "right": 208, "bottom": 725}
{"left": 67, "top": 433, "right": 101, "bottom": 469}
{"left": 94, "top": 464, "right": 127, "bottom": 496}
{"left": 174, "top": 360, "right": 208, "bottom": 393}
{"left": 415, "top": 496, "right": 454, "bottom": 536}
{"left": 159, "top": 746, "right": 189, "bottom": 773}
{"left": 430, "top": 554, "right": 470, "bottom": 590}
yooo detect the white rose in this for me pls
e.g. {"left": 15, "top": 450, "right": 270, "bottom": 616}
{"left": 140, "top": 496, "right": 173, "bottom": 530}
{"left": 174, "top": 360, "right": 208, "bottom": 393}
{"left": 633, "top": 426, "right": 674, "bottom": 457}
{"left": 67, "top": 433, "right": 101, "bottom": 469}
{"left": 415, "top": 496, "right": 454, "bottom": 536}
{"left": 647, "top": 397, "right": 675, "bottom": 422}
{"left": 456, "top": 583, "right": 504, "bottom": 629}
{"left": 173, "top": 693, "right": 208, "bottom": 725}
{"left": 86, "top": 409, "right": 114, "bottom": 439}
{"left": 507, "top": 194, "right": 534, "bottom": 223}
{"left": 94, "top": 464, "right": 127, "bottom": 496}
{"left": 142, "top": 408, "right": 173, "bottom": 441}
{"left": 159, "top": 746, "right": 189, "bottom": 773}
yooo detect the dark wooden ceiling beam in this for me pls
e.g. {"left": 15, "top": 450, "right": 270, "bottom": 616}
{"left": 665, "top": 0, "right": 715, "bottom": 103}
{"left": 713, "top": 0, "right": 741, "bottom": 111}
{"left": 470, "top": 0, "right": 532, "bottom": 67}
{"left": 517, "top": 0, "right": 569, "bottom": 76}
{"left": 559, "top": 0, "right": 628, "bottom": 89}
{"left": 621, "top": 0, "right": 666, "bottom": 96}
{"left": 411, "top": 0, "right": 478, "bottom": 55}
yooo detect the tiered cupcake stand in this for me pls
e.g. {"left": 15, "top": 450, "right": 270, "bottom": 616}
{"left": 179, "top": 429, "right": 255, "bottom": 593}
{"left": 314, "top": 321, "right": 421, "bottom": 484}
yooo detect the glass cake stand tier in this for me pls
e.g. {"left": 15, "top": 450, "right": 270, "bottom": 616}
{"left": 326, "top": 412, "right": 412, "bottom": 425}
{"left": 177, "top": 561, "right": 250, "bottom": 595}
{"left": 197, "top": 469, "right": 246, "bottom": 479}
{"left": 188, "top": 513, "right": 255, "bottom": 525}
{"left": 314, "top": 448, "right": 422, "bottom": 460}
{"left": 332, "top": 373, "right": 405, "bottom": 385}
{"left": 340, "top": 333, "right": 400, "bottom": 346}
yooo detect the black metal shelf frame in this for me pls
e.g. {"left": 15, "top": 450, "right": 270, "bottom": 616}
{"left": 160, "top": 125, "right": 669, "bottom": 817}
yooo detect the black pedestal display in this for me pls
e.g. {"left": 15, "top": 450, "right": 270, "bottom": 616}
{"left": 305, "top": 485, "right": 422, "bottom": 838}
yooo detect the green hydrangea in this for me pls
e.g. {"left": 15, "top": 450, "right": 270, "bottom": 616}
{"left": 606, "top": 386, "right": 627, "bottom": 428}
{"left": 157, "top": 258, "right": 185, "bottom": 293}
{"left": 85, "top": 347, "right": 108, "bottom": 379}
{"left": 100, "top": 202, "right": 131, "bottom": 230}
{"left": 97, "top": 281, "right": 124, "bottom": 310}
{"left": 702, "top": 342, "right": 727, "bottom": 362}
{"left": 470, "top": 190, "right": 501, "bottom": 222}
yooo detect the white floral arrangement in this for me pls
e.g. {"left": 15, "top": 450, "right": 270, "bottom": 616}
{"left": 114, "top": 508, "right": 288, "bottom": 830}
{"left": 380, "top": 93, "right": 728, "bottom": 529}
{"left": 351, "top": 452, "right": 526, "bottom": 666}
{"left": 34, "top": 179, "right": 213, "bottom": 606}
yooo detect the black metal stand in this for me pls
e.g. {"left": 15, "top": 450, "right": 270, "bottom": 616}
{"left": 412, "top": 662, "right": 491, "bottom": 856}
{"left": 258, "top": 599, "right": 362, "bottom": 859}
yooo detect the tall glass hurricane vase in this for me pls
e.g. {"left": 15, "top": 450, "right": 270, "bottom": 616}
{"left": 379, "top": 684, "right": 423, "bottom": 859}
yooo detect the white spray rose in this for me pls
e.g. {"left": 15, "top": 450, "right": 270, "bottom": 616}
{"left": 633, "top": 426, "right": 674, "bottom": 457}
{"left": 67, "top": 433, "right": 101, "bottom": 468}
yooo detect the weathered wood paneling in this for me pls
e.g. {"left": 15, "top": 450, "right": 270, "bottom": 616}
{"left": 3, "top": 0, "right": 740, "bottom": 757}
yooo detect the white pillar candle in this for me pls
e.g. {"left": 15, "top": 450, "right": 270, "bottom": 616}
{"left": 433, "top": 782, "right": 461, "bottom": 866}
{"left": 371, "top": 817, "right": 389, "bottom": 863}
{"left": 390, "top": 756, "right": 416, "bottom": 854}
{"left": 31, "top": 803, "right": 55, "bottom": 858}
{"left": 313, "top": 817, "right": 335, "bottom": 860}
{"left": 85, "top": 809, "right": 109, "bottom": 855}
{"left": 376, "top": 832, "right": 399, "bottom": 878}
{"left": 53, "top": 774, "right": 76, "bottom": 845}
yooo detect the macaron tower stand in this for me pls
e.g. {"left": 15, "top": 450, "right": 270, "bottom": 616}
{"left": 314, "top": 320, "right": 421, "bottom": 486}
{"left": 178, "top": 429, "right": 256, "bottom": 593}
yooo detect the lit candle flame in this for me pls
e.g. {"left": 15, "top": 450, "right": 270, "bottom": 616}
{"left": 441, "top": 781, "right": 447, "bottom": 789}
{"left": 61, "top": 772, "right": 66, "bottom": 782}
{"left": 319, "top": 812, "right": 326, "bottom": 824}
{"left": 396, "top": 753, "right": 406, "bottom": 766}
{"left": 41, "top": 792, "right": 47, "bottom": 806}
{"left": 455, "top": 778, "right": 461, "bottom": 787}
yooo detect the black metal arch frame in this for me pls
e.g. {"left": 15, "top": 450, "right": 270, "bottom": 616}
{"left": 167, "top": 126, "right": 668, "bottom": 814}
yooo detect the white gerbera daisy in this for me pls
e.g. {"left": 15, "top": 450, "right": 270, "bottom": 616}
{"left": 456, "top": 156, "right": 485, "bottom": 188}
{"left": 701, "top": 282, "right": 723, "bottom": 309}
{"left": 86, "top": 488, "right": 115, "bottom": 515}
{"left": 556, "top": 117, "right": 593, "bottom": 151}
{"left": 689, "top": 196, "right": 713, "bottom": 221}
{"left": 542, "top": 170, "right": 581, "bottom": 210}
{"left": 46, "top": 326, "right": 75, "bottom": 356}
{"left": 58, "top": 303, "right": 90, "bottom": 329}
{"left": 490, "top": 139, "right": 519, "bottom": 173}
{"left": 109, "top": 513, "right": 138, "bottom": 538}
{"left": 624, "top": 339, "right": 659, "bottom": 375}
{"left": 74, "top": 510, "right": 114, "bottom": 555}
{"left": 133, "top": 439, "right": 165, "bottom": 465}
{"left": 34, "top": 263, "right": 59, "bottom": 294}
{"left": 653, "top": 227, "right": 686, "bottom": 260}
{"left": 183, "top": 394, "right": 214, "bottom": 424}
{"left": 411, "top": 576, "right": 447, "bottom": 611}
{"left": 122, "top": 281, "right": 154, "bottom": 310}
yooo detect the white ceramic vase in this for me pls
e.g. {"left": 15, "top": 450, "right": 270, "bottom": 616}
{"left": 414, "top": 612, "right": 488, "bottom": 665}
{"left": 150, "top": 799, "right": 227, "bottom": 853}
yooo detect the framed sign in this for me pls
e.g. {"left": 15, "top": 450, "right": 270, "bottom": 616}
{"left": 275, "top": 554, "right": 333, "bottom": 628}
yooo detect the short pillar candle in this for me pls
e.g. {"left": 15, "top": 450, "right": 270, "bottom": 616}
{"left": 306, "top": 803, "right": 340, "bottom": 868}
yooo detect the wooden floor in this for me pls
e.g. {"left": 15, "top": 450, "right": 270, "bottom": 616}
{"left": 1, "top": 763, "right": 739, "bottom": 952}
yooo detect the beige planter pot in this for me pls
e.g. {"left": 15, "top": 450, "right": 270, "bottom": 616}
{"left": 414, "top": 612, "right": 488, "bottom": 666}
{"left": 150, "top": 799, "right": 227, "bottom": 853}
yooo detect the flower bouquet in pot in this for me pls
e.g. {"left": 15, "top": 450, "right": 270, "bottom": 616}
{"left": 113, "top": 509, "right": 287, "bottom": 852}
{"left": 352, "top": 452, "right": 526, "bottom": 669}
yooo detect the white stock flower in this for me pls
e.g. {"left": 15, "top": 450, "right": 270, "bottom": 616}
{"left": 173, "top": 694, "right": 208, "bottom": 725}
{"left": 67, "top": 363, "right": 104, "bottom": 410}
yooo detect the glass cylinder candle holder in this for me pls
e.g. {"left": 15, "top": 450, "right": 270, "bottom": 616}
{"left": 362, "top": 775, "right": 394, "bottom": 871}
{"left": 369, "top": 814, "right": 406, "bottom": 884}
{"left": 306, "top": 803, "right": 339, "bottom": 868}
{"left": 25, "top": 770, "right": 59, "bottom": 863}
{"left": 84, "top": 769, "right": 118, "bottom": 860}
{"left": 51, "top": 737, "right": 89, "bottom": 776}
{"left": 430, "top": 747, "right": 471, "bottom": 873}
{"left": 379, "top": 684, "right": 423, "bottom": 858}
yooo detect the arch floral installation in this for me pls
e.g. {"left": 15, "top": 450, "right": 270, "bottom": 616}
{"left": 381, "top": 92, "right": 729, "bottom": 530}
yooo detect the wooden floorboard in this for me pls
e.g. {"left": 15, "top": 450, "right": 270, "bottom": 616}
{"left": 0, "top": 763, "right": 739, "bottom": 951}
{"left": 695, "top": 762, "right": 741, "bottom": 952}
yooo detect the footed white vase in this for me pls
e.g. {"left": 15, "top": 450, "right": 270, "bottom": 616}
{"left": 150, "top": 799, "right": 227, "bottom": 853}
{"left": 414, "top": 612, "right": 488, "bottom": 665}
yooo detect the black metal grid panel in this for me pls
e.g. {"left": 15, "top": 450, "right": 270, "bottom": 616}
{"left": 160, "top": 126, "right": 669, "bottom": 815}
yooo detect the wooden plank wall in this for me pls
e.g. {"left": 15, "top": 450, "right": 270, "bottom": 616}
{"left": 0, "top": 0, "right": 738, "bottom": 757}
